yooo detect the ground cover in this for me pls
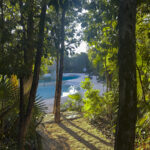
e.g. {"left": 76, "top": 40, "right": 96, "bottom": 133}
{"left": 37, "top": 111, "right": 114, "bottom": 150}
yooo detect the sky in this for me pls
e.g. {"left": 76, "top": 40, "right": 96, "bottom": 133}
{"left": 75, "top": 41, "right": 87, "bottom": 54}
{"left": 74, "top": 22, "right": 88, "bottom": 54}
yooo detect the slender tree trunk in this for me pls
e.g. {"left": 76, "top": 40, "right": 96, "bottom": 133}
{"left": 18, "top": 2, "right": 47, "bottom": 149}
{"left": 23, "top": 0, "right": 34, "bottom": 95}
{"left": 19, "top": 0, "right": 34, "bottom": 95}
{"left": 0, "top": 0, "right": 4, "bottom": 135}
{"left": 0, "top": 76, "right": 4, "bottom": 136}
{"left": 0, "top": 0, "right": 4, "bottom": 66}
{"left": 54, "top": 8, "right": 66, "bottom": 123}
{"left": 26, "top": 0, "right": 34, "bottom": 73}
{"left": 53, "top": 51, "right": 59, "bottom": 114}
{"left": 19, "top": 0, "right": 26, "bottom": 58}
{"left": 115, "top": 0, "right": 137, "bottom": 150}
{"left": 18, "top": 78, "right": 25, "bottom": 150}
{"left": 53, "top": 12, "right": 60, "bottom": 114}
{"left": 0, "top": 0, "right": 4, "bottom": 50}
{"left": 18, "top": 1, "right": 29, "bottom": 149}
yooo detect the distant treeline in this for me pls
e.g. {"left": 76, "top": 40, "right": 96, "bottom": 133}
{"left": 63, "top": 52, "right": 104, "bottom": 79}
{"left": 64, "top": 52, "right": 89, "bottom": 73}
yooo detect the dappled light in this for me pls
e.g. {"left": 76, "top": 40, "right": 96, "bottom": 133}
{"left": 0, "top": 0, "right": 150, "bottom": 150}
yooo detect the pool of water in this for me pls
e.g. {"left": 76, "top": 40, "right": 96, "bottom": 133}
{"left": 39, "top": 75, "right": 80, "bottom": 83}
{"left": 62, "top": 75, "right": 79, "bottom": 81}
{"left": 37, "top": 74, "right": 80, "bottom": 99}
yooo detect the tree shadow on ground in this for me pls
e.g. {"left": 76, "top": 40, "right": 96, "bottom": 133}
{"left": 40, "top": 113, "right": 113, "bottom": 150}
{"left": 61, "top": 114, "right": 113, "bottom": 148}
{"left": 42, "top": 131, "right": 70, "bottom": 150}
{"left": 59, "top": 123, "right": 99, "bottom": 150}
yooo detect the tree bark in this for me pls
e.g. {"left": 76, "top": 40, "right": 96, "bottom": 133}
{"left": 0, "top": 0, "right": 4, "bottom": 49}
{"left": 54, "top": 8, "right": 66, "bottom": 123}
{"left": 53, "top": 17, "right": 60, "bottom": 114}
{"left": 18, "top": 78, "right": 25, "bottom": 150}
{"left": 26, "top": 0, "right": 34, "bottom": 73}
{"left": 114, "top": 0, "right": 137, "bottom": 150}
{"left": 18, "top": 1, "right": 31, "bottom": 149}
{"left": 53, "top": 12, "right": 60, "bottom": 114}
{"left": 24, "top": 0, "right": 34, "bottom": 95}
{"left": 53, "top": 51, "right": 59, "bottom": 114}
{"left": 19, "top": 0, "right": 34, "bottom": 95}
{"left": 18, "top": 2, "right": 47, "bottom": 149}
{"left": 0, "top": 0, "right": 4, "bottom": 134}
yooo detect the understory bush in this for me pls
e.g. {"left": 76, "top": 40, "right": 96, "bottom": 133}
{"left": 81, "top": 77, "right": 118, "bottom": 122}
{"left": 136, "top": 100, "right": 150, "bottom": 147}
{"left": 63, "top": 77, "right": 118, "bottom": 123}
{"left": 62, "top": 77, "right": 150, "bottom": 147}
{"left": 61, "top": 93, "right": 83, "bottom": 111}
{"left": 80, "top": 77, "right": 103, "bottom": 118}
{"left": 0, "top": 78, "right": 45, "bottom": 150}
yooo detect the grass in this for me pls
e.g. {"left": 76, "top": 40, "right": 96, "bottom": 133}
{"left": 37, "top": 111, "right": 114, "bottom": 150}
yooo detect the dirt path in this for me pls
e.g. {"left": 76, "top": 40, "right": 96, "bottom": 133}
{"left": 37, "top": 112, "right": 114, "bottom": 150}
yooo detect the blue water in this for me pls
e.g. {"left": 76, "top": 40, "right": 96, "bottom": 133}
{"left": 62, "top": 75, "right": 79, "bottom": 81}
{"left": 39, "top": 75, "right": 79, "bottom": 83}
{"left": 37, "top": 75, "right": 80, "bottom": 99}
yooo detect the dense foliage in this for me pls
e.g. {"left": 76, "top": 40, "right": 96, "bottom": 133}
{"left": 63, "top": 0, "right": 150, "bottom": 148}
{"left": 80, "top": 0, "right": 150, "bottom": 147}
{"left": 0, "top": 0, "right": 149, "bottom": 149}
{"left": 0, "top": 78, "right": 45, "bottom": 149}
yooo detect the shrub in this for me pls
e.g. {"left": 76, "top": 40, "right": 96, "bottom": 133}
{"left": 61, "top": 93, "right": 83, "bottom": 111}
{"left": 81, "top": 77, "right": 103, "bottom": 119}
{"left": 81, "top": 77, "right": 118, "bottom": 122}
{"left": 0, "top": 78, "right": 45, "bottom": 149}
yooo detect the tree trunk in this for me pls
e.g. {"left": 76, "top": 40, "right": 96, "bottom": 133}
{"left": 24, "top": 0, "right": 34, "bottom": 95}
{"left": 0, "top": 0, "right": 4, "bottom": 50}
{"left": 19, "top": 0, "right": 34, "bottom": 95}
{"left": 18, "top": 2, "right": 47, "bottom": 149}
{"left": 0, "top": 0, "right": 4, "bottom": 135}
{"left": 53, "top": 51, "right": 59, "bottom": 114}
{"left": 114, "top": 0, "right": 137, "bottom": 150}
{"left": 18, "top": 1, "right": 31, "bottom": 149}
{"left": 53, "top": 11, "right": 60, "bottom": 114}
{"left": 18, "top": 78, "right": 26, "bottom": 150}
{"left": 54, "top": 8, "right": 66, "bottom": 123}
{"left": 25, "top": 0, "right": 34, "bottom": 73}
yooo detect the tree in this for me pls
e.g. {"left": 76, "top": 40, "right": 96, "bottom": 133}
{"left": 54, "top": 2, "right": 66, "bottom": 123}
{"left": 53, "top": 0, "right": 82, "bottom": 123}
{"left": 0, "top": 0, "right": 55, "bottom": 149}
{"left": 114, "top": 0, "right": 137, "bottom": 149}
{"left": 18, "top": 1, "right": 47, "bottom": 149}
{"left": 81, "top": 0, "right": 119, "bottom": 91}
